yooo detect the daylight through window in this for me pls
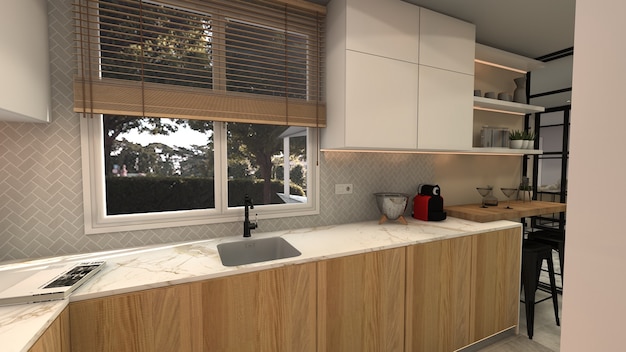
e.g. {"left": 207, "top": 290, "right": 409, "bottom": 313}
{"left": 76, "top": 0, "right": 324, "bottom": 233}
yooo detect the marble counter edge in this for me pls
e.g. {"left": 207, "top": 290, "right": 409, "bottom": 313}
{"left": 0, "top": 216, "right": 522, "bottom": 352}
{"left": 68, "top": 217, "right": 522, "bottom": 301}
{"left": 0, "top": 299, "right": 68, "bottom": 352}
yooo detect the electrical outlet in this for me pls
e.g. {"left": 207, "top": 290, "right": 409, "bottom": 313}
{"left": 335, "top": 183, "right": 353, "bottom": 194}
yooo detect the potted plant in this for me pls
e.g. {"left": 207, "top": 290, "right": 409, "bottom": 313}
{"left": 523, "top": 131, "right": 536, "bottom": 149}
{"left": 509, "top": 130, "right": 524, "bottom": 149}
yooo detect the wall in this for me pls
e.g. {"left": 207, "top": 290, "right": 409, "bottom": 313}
{"left": 0, "top": 0, "right": 521, "bottom": 262}
{"left": 434, "top": 154, "right": 521, "bottom": 205}
{"left": 560, "top": 0, "right": 626, "bottom": 350}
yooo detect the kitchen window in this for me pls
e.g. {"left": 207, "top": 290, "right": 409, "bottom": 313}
{"left": 76, "top": 0, "right": 324, "bottom": 233}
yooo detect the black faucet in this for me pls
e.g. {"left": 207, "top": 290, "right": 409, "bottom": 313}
{"left": 243, "top": 194, "right": 257, "bottom": 237}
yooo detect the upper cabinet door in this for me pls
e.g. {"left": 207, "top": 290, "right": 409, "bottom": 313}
{"left": 344, "top": 51, "right": 419, "bottom": 149}
{"left": 0, "top": 0, "right": 50, "bottom": 123}
{"left": 345, "top": 0, "right": 420, "bottom": 63}
{"left": 418, "top": 66, "right": 473, "bottom": 150}
{"left": 419, "top": 8, "right": 476, "bottom": 75}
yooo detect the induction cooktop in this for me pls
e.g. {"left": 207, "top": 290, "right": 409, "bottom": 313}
{"left": 0, "top": 261, "right": 105, "bottom": 306}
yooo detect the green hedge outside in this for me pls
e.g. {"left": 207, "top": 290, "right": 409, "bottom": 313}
{"left": 105, "top": 177, "right": 305, "bottom": 215}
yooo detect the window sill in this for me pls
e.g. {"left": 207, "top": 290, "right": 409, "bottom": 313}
{"left": 83, "top": 203, "right": 320, "bottom": 235}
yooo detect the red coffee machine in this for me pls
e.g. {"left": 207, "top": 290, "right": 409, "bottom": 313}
{"left": 412, "top": 184, "right": 447, "bottom": 221}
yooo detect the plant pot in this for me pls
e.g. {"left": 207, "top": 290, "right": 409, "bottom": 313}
{"left": 510, "top": 140, "right": 524, "bottom": 149}
{"left": 526, "top": 140, "right": 535, "bottom": 149}
{"left": 521, "top": 140, "right": 530, "bottom": 149}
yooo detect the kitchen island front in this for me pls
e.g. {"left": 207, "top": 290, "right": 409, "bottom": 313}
{"left": 0, "top": 216, "right": 522, "bottom": 352}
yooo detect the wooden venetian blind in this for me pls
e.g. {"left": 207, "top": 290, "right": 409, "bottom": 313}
{"left": 74, "top": 0, "right": 326, "bottom": 127}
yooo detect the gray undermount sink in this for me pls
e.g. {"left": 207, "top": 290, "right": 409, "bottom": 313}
{"left": 217, "top": 237, "right": 301, "bottom": 267}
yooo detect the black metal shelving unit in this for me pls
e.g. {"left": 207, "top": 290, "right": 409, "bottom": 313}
{"left": 522, "top": 48, "right": 572, "bottom": 234}
{"left": 518, "top": 49, "right": 572, "bottom": 293}
{"left": 529, "top": 106, "right": 569, "bottom": 232}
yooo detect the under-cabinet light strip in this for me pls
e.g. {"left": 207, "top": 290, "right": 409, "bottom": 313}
{"left": 320, "top": 149, "right": 524, "bottom": 156}
{"left": 474, "top": 59, "right": 527, "bottom": 74}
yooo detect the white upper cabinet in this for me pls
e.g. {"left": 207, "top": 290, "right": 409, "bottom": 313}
{"left": 344, "top": 51, "right": 419, "bottom": 149}
{"left": 419, "top": 8, "right": 475, "bottom": 75}
{"left": 0, "top": 0, "right": 50, "bottom": 123}
{"left": 345, "top": 0, "right": 420, "bottom": 63}
{"left": 322, "top": 0, "right": 476, "bottom": 151}
{"left": 416, "top": 9, "right": 475, "bottom": 150}
{"left": 418, "top": 66, "right": 473, "bottom": 150}
{"left": 323, "top": 0, "right": 420, "bottom": 150}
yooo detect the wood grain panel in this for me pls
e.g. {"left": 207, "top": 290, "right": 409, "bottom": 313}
{"left": 28, "top": 307, "right": 70, "bottom": 352}
{"left": 317, "top": 248, "right": 406, "bottom": 352}
{"left": 470, "top": 228, "right": 522, "bottom": 341}
{"left": 70, "top": 283, "right": 203, "bottom": 352}
{"left": 445, "top": 200, "right": 566, "bottom": 223}
{"left": 405, "top": 236, "right": 472, "bottom": 352}
{"left": 149, "top": 283, "right": 204, "bottom": 351}
{"left": 64, "top": 231, "right": 522, "bottom": 352}
{"left": 201, "top": 263, "right": 317, "bottom": 352}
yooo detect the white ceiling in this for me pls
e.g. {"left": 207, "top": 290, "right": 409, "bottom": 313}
{"left": 400, "top": 0, "right": 576, "bottom": 59}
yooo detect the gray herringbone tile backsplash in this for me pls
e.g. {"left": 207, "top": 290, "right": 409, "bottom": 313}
{"left": 0, "top": 1, "right": 436, "bottom": 262}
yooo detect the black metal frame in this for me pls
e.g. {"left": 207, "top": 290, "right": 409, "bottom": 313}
{"left": 528, "top": 106, "right": 569, "bottom": 232}
{"left": 518, "top": 50, "right": 573, "bottom": 296}
{"left": 520, "top": 49, "right": 572, "bottom": 234}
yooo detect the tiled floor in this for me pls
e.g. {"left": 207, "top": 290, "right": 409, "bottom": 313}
{"left": 515, "top": 289, "right": 562, "bottom": 351}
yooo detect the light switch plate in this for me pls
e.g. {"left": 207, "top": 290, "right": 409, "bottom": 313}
{"left": 335, "top": 184, "right": 353, "bottom": 194}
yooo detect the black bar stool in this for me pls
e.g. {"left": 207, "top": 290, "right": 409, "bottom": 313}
{"left": 527, "top": 229, "right": 565, "bottom": 280}
{"left": 521, "top": 239, "right": 560, "bottom": 339}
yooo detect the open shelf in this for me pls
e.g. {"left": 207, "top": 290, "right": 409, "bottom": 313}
{"left": 470, "top": 147, "right": 543, "bottom": 155}
{"left": 474, "top": 96, "right": 545, "bottom": 115}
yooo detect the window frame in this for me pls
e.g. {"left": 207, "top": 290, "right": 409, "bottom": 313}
{"left": 80, "top": 115, "right": 320, "bottom": 235}
{"left": 77, "top": 0, "right": 323, "bottom": 234}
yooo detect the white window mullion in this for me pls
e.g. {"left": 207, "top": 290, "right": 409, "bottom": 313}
{"left": 283, "top": 136, "right": 291, "bottom": 196}
{"left": 213, "top": 121, "right": 228, "bottom": 214}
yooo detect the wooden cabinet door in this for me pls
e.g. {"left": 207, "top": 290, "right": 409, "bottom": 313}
{"left": 70, "top": 263, "right": 316, "bottom": 352}
{"left": 317, "top": 247, "right": 406, "bottom": 352}
{"left": 470, "top": 228, "right": 522, "bottom": 341}
{"left": 29, "top": 307, "right": 70, "bottom": 352}
{"left": 70, "top": 282, "right": 204, "bottom": 352}
{"left": 405, "top": 236, "right": 472, "bottom": 352}
{"left": 201, "top": 262, "right": 317, "bottom": 352}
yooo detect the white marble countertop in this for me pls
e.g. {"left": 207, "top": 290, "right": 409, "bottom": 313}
{"left": 0, "top": 216, "right": 520, "bottom": 352}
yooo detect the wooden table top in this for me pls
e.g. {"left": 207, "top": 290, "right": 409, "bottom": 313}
{"left": 444, "top": 200, "right": 566, "bottom": 223}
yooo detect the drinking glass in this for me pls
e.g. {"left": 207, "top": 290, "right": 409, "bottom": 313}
{"left": 500, "top": 188, "right": 518, "bottom": 209}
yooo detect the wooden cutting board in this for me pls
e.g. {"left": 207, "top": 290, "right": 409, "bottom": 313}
{"left": 444, "top": 200, "right": 566, "bottom": 223}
